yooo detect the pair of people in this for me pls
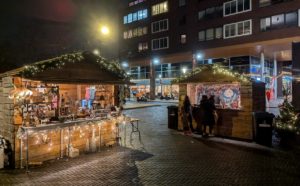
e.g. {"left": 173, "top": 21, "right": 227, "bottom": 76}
{"left": 182, "top": 95, "right": 216, "bottom": 136}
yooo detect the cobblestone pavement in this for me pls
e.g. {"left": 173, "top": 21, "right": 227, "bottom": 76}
{"left": 1, "top": 103, "right": 300, "bottom": 185}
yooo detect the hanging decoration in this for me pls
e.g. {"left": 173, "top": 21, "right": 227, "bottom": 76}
{"left": 8, "top": 86, "right": 33, "bottom": 101}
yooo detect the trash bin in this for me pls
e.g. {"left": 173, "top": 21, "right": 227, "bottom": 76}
{"left": 253, "top": 112, "right": 275, "bottom": 147}
{"left": 167, "top": 106, "right": 178, "bottom": 129}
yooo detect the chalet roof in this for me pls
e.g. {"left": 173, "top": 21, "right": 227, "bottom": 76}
{"left": 172, "top": 65, "right": 251, "bottom": 84}
{"left": 0, "top": 52, "right": 131, "bottom": 85}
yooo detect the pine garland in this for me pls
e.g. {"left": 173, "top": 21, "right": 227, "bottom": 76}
{"left": 20, "top": 52, "right": 129, "bottom": 80}
{"left": 172, "top": 64, "right": 250, "bottom": 84}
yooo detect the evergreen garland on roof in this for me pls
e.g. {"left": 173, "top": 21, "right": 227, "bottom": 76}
{"left": 20, "top": 52, "right": 129, "bottom": 80}
{"left": 172, "top": 64, "right": 251, "bottom": 84}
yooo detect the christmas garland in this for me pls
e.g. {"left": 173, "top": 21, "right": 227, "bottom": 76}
{"left": 20, "top": 52, "right": 129, "bottom": 80}
{"left": 172, "top": 64, "right": 251, "bottom": 84}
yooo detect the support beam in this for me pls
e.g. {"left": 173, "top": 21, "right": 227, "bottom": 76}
{"left": 292, "top": 42, "right": 300, "bottom": 110}
{"left": 273, "top": 55, "right": 278, "bottom": 99}
{"left": 150, "top": 60, "right": 156, "bottom": 100}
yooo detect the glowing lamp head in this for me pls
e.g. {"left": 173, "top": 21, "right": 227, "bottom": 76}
{"left": 100, "top": 26, "right": 110, "bottom": 35}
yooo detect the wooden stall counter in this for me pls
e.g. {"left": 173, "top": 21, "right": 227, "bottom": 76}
{"left": 16, "top": 117, "right": 120, "bottom": 170}
{"left": 215, "top": 108, "right": 253, "bottom": 141}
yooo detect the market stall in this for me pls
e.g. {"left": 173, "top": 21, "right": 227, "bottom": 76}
{"left": 0, "top": 52, "right": 131, "bottom": 169}
{"left": 173, "top": 65, "right": 265, "bottom": 140}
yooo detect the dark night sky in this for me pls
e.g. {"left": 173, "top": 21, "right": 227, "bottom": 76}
{"left": 0, "top": 0, "right": 123, "bottom": 72}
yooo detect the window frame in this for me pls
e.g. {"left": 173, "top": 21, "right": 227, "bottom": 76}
{"left": 180, "top": 34, "right": 187, "bottom": 44}
{"left": 152, "top": 1, "right": 168, "bottom": 16}
{"left": 151, "top": 37, "right": 169, "bottom": 50}
{"left": 151, "top": 19, "right": 169, "bottom": 33}
{"left": 223, "top": 0, "right": 252, "bottom": 17}
{"left": 223, "top": 19, "right": 252, "bottom": 39}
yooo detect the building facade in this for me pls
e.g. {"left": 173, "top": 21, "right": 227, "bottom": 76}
{"left": 120, "top": 0, "right": 300, "bottom": 99}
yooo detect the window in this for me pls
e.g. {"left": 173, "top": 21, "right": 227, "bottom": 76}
{"left": 260, "top": 11, "right": 299, "bottom": 31}
{"left": 285, "top": 11, "right": 298, "bottom": 26}
{"left": 129, "top": 0, "right": 146, "bottom": 7}
{"left": 198, "top": 10, "right": 205, "bottom": 20}
{"left": 152, "top": 19, "right": 168, "bottom": 33}
{"left": 133, "top": 13, "right": 137, "bottom": 21}
{"left": 138, "top": 42, "right": 148, "bottom": 52}
{"left": 124, "top": 9, "right": 148, "bottom": 24}
{"left": 260, "top": 17, "right": 271, "bottom": 31}
{"left": 123, "top": 31, "right": 128, "bottom": 39}
{"left": 224, "top": 20, "right": 252, "bottom": 38}
{"left": 206, "top": 7, "right": 215, "bottom": 18}
{"left": 123, "top": 27, "right": 148, "bottom": 39}
{"left": 271, "top": 14, "right": 284, "bottom": 28}
{"left": 198, "top": 31, "right": 205, "bottom": 41}
{"left": 152, "top": 37, "right": 169, "bottom": 50}
{"left": 128, "top": 14, "right": 133, "bottom": 23}
{"left": 224, "top": 0, "right": 251, "bottom": 16}
{"left": 198, "top": 5, "right": 223, "bottom": 20}
{"left": 206, "top": 29, "right": 214, "bottom": 40}
{"left": 152, "top": 1, "right": 168, "bottom": 16}
{"left": 179, "top": 0, "right": 186, "bottom": 6}
{"left": 259, "top": 0, "right": 293, "bottom": 7}
{"left": 215, "top": 27, "right": 223, "bottom": 39}
{"left": 180, "top": 34, "right": 187, "bottom": 44}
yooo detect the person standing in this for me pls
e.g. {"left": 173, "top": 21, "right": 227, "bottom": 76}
{"left": 200, "top": 95, "right": 216, "bottom": 136}
{"left": 182, "top": 95, "right": 194, "bottom": 134}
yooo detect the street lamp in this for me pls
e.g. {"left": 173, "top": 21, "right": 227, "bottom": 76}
{"left": 93, "top": 49, "right": 100, "bottom": 55}
{"left": 100, "top": 26, "right": 110, "bottom": 35}
{"left": 182, "top": 67, "right": 187, "bottom": 74}
{"left": 121, "top": 61, "right": 129, "bottom": 68}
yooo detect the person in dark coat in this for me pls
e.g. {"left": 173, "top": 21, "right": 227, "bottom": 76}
{"left": 200, "top": 95, "right": 216, "bottom": 136}
{"left": 182, "top": 95, "right": 194, "bottom": 133}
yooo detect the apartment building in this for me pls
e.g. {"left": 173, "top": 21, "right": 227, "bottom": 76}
{"left": 119, "top": 0, "right": 300, "bottom": 100}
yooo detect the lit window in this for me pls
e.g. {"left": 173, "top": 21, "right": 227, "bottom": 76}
{"left": 143, "top": 9, "right": 148, "bottom": 18}
{"left": 133, "top": 13, "right": 137, "bottom": 21}
{"left": 128, "top": 30, "right": 133, "bottom": 38}
{"left": 128, "top": 14, "right": 133, "bottom": 23}
{"left": 285, "top": 11, "right": 298, "bottom": 26}
{"left": 271, "top": 14, "right": 284, "bottom": 28}
{"left": 143, "top": 27, "right": 148, "bottom": 34}
{"left": 180, "top": 34, "right": 187, "bottom": 44}
{"left": 124, "top": 9, "right": 148, "bottom": 24}
{"left": 152, "top": 1, "right": 168, "bottom": 16}
{"left": 124, "top": 26, "right": 148, "bottom": 39}
{"left": 260, "top": 17, "right": 271, "bottom": 31}
{"left": 123, "top": 31, "right": 128, "bottom": 39}
{"left": 123, "top": 16, "right": 128, "bottom": 24}
{"left": 138, "top": 42, "right": 148, "bottom": 52}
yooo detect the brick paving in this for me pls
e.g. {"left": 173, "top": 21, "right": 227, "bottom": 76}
{"left": 1, "top": 103, "right": 300, "bottom": 185}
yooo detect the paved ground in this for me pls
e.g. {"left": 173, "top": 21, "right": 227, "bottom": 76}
{"left": 1, "top": 103, "right": 300, "bottom": 185}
